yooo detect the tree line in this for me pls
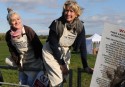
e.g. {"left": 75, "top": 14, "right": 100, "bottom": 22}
{"left": 0, "top": 34, "right": 91, "bottom": 41}
{"left": 0, "top": 34, "right": 5, "bottom": 41}
{"left": 0, "top": 34, "right": 48, "bottom": 41}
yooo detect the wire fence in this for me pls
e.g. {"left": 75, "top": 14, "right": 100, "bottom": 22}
{"left": 0, "top": 65, "right": 75, "bottom": 87}
{"left": 0, "top": 65, "right": 29, "bottom": 87}
{"left": 0, "top": 82, "right": 29, "bottom": 87}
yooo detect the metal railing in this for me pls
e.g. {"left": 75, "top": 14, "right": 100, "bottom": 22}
{"left": 0, "top": 65, "right": 73, "bottom": 87}
{"left": 0, "top": 82, "right": 29, "bottom": 87}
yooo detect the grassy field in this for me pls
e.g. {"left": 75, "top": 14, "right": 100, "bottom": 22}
{"left": 0, "top": 39, "right": 96, "bottom": 87}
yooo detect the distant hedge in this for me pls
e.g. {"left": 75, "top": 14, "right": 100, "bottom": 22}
{"left": 0, "top": 34, "right": 92, "bottom": 41}
{"left": 0, "top": 34, "right": 48, "bottom": 41}
{"left": 0, "top": 34, "right": 5, "bottom": 41}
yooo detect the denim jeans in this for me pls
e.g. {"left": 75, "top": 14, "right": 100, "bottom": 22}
{"left": 19, "top": 71, "right": 39, "bottom": 87}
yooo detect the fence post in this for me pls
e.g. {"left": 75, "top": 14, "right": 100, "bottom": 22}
{"left": 69, "top": 69, "right": 73, "bottom": 87}
{"left": 62, "top": 69, "right": 73, "bottom": 87}
{"left": 77, "top": 68, "right": 84, "bottom": 87}
{"left": 0, "top": 70, "right": 3, "bottom": 86}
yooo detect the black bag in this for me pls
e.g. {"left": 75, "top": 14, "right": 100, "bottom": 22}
{"left": 0, "top": 70, "right": 4, "bottom": 85}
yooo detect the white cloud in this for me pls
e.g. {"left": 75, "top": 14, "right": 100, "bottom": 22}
{"left": 117, "top": 20, "right": 123, "bottom": 24}
{"left": 83, "top": 13, "right": 125, "bottom": 35}
{"left": 1, "top": 0, "right": 58, "bottom": 9}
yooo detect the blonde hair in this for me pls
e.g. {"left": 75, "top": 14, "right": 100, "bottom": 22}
{"left": 7, "top": 8, "right": 20, "bottom": 24}
{"left": 62, "top": 0, "right": 83, "bottom": 17}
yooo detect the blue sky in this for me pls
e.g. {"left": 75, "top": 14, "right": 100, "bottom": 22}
{"left": 1, "top": 0, "right": 125, "bottom": 35}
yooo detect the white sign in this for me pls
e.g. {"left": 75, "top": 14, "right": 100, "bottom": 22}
{"left": 90, "top": 23, "right": 125, "bottom": 87}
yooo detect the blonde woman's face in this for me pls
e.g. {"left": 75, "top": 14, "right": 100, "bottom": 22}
{"left": 64, "top": 7, "right": 77, "bottom": 23}
{"left": 9, "top": 14, "right": 23, "bottom": 29}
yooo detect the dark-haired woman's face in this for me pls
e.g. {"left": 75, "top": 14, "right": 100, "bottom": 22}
{"left": 64, "top": 7, "right": 77, "bottom": 23}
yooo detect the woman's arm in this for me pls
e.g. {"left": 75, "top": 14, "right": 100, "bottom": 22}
{"left": 48, "top": 20, "right": 65, "bottom": 65}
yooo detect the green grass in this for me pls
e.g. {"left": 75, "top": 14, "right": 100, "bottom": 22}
{"left": 0, "top": 40, "right": 96, "bottom": 87}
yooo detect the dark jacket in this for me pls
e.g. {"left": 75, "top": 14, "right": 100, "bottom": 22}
{"left": 47, "top": 17, "right": 88, "bottom": 68}
{"left": 5, "top": 25, "right": 43, "bottom": 66}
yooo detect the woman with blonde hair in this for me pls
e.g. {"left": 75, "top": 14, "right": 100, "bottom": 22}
{"left": 42, "top": 0, "right": 93, "bottom": 87}
{"left": 5, "top": 8, "right": 43, "bottom": 86}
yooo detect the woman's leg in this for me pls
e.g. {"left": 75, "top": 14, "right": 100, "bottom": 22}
{"left": 42, "top": 43, "right": 63, "bottom": 86}
{"left": 19, "top": 71, "right": 27, "bottom": 85}
{"left": 25, "top": 71, "right": 39, "bottom": 87}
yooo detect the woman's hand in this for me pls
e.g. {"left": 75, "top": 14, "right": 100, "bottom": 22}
{"left": 60, "top": 64, "right": 69, "bottom": 75}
